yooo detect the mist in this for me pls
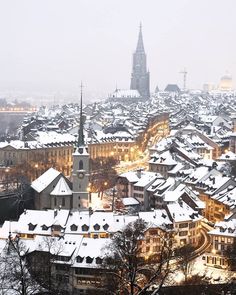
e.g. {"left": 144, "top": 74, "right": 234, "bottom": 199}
{"left": 0, "top": 0, "right": 235, "bottom": 103}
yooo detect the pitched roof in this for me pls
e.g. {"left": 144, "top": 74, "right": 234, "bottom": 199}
{"left": 164, "top": 84, "right": 180, "bottom": 92}
{"left": 50, "top": 177, "right": 72, "bottom": 196}
{"left": 31, "top": 167, "right": 60, "bottom": 193}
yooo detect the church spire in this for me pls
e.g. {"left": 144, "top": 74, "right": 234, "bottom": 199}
{"left": 136, "top": 22, "right": 145, "bottom": 53}
{"left": 78, "top": 81, "right": 85, "bottom": 147}
{"left": 130, "top": 23, "right": 150, "bottom": 98}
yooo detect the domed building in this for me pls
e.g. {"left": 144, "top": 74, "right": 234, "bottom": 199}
{"left": 219, "top": 73, "right": 233, "bottom": 91}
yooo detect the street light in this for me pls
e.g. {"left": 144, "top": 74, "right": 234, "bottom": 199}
{"left": 34, "top": 164, "right": 39, "bottom": 179}
{"left": 112, "top": 187, "right": 117, "bottom": 212}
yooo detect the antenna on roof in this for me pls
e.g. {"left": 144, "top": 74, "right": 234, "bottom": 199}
{"left": 179, "top": 68, "right": 188, "bottom": 92}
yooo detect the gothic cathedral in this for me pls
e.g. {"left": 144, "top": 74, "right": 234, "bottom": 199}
{"left": 130, "top": 24, "right": 150, "bottom": 99}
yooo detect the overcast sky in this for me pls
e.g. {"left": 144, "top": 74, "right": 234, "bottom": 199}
{"left": 0, "top": 0, "right": 236, "bottom": 102}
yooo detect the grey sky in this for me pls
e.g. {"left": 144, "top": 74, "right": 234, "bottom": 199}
{"left": 0, "top": 0, "right": 235, "bottom": 102}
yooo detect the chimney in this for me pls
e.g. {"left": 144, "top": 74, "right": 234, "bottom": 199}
{"left": 54, "top": 209, "right": 58, "bottom": 218}
{"left": 136, "top": 168, "right": 142, "bottom": 178}
{"left": 89, "top": 207, "right": 93, "bottom": 216}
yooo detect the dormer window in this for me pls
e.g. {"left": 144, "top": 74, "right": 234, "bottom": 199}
{"left": 96, "top": 257, "right": 103, "bottom": 265}
{"left": 70, "top": 224, "right": 78, "bottom": 231}
{"left": 81, "top": 224, "right": 89, "bottom": 232}
{"left": 86, "top": 256, "right": 93, "bottom": 264}
{"left": 228, "top": 228, "right": 234, "bottom": 234}
{"left": 42, "top": 225, "right": 48, "bottom": 231}
{"left": 161, "top": 213, "right": 167, "bottom": 219}
{"left": 52, "top": 225, "right": 62, "bottom": 233}
{"left": 93, "top": 224, "right": 100, "bottom": 231}
{"left": 28, "top": 223, "right": 36, "bottom": 231}
{"left": 76, "top": 256, "right": 84, "bottom": 263}
{"left": 220, "top": 227, "right": 225, "bottom": 233}
{"left": 103, "top": 223, "right": 109, "bottom": 231}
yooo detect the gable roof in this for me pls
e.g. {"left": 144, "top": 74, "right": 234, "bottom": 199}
{"left": 31, "top": 167, "right": 61, "bottom": 193}
{"left": 50, "top": 177, "right": 72, "bottom": 196}
{"left": 164, "top": 84, "right": 180, "bottom": 92}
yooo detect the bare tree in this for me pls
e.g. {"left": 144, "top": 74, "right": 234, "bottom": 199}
{"left": 102, "top": 219, "right": 175, "bottom": 295}
{"left": 225, "top": 238, "right": 236, "bottom": 270}
{"left": 175, "top": 244, "right": 196, "bottom": 283}
{"left": 0, "top": 235, "right": 42, "bottom": 295}
{"left": 26, "top": 236, "right": 67, "bottom": 294}
{"left": 90, "top": 157, "right": 118, "bottom": 194}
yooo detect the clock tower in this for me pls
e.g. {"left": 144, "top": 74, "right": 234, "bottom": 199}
{"left": 72, "top": 82, "right": 89, "bottom": 209}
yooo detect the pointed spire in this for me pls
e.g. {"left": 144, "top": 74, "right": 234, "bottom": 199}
{"left": 136, "top": 22, "right": 145, "bottom": 53}
{"left": 78, "top": 81, "right": 85, "bottom": 147}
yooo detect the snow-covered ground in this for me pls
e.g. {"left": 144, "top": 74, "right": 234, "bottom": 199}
{"left": 168, "top": 255, "right": 236, "bottom": 285}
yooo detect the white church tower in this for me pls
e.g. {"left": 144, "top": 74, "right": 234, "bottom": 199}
{"left": 72, "top": 83, "right": 89, "bottom": 209}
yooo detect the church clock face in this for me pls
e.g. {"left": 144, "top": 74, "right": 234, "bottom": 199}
{"left": 77, "top": 171, "right": 85, "bottom": 179}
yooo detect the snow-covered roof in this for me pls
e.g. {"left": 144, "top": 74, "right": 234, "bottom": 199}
{"left": 218, "top": 151, "right": 236, "bottom": 161}
{"left": 212, "top": 186, "right": 236, "bottom": 209}
{"left": 0, "top": 140, "right": 40, "bottom": 150}
{"left": 122, "top": 197, "right": 139, "bottom": 206}
{"left": 208, "top": 219, "right": 236, "bottom": 238}
{"left": 120, "top": 170, "right": 159, "bottom": 185}
{"left": 109, "top": 89, "right": 141, "bottom": 99}
{"left": 35, "top": 131, "right": 76, "bottom": 145}
{"left": 72, "top": 238, "right": 109, "bottom": 268}
{"left": 31, "top": 168, "right": 61, "bottom": 193}
{"left": 149, "top": 150, "right": 177, "bottom": 166}
{"left": 50, "top": 177, "right": 72, "bottom": 196}
{"left": 167, "top": 201, "right": 202, "bottom": 223}
{"left": 139, "top": 209, "right": 172, "bottom": 228}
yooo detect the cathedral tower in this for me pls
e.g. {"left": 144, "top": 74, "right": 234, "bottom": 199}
{"left": 130, "top": 23, "right": 150, "bottom": 98}
{"left": 72, "top": 83, "right": 89, "bottom": 209}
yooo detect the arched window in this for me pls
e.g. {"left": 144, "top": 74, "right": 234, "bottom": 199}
{"left": 79, "top": 160, "right": 83, "bottom": 170}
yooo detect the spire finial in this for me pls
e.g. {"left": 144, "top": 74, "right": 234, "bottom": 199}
{"left": 136, "top": 23, "right": 145, "bottom": 52}
{"left": 139, "top": 22, "right": 142, "bottom": 31}
{"left": 78, "top": 81, "right": 85, "bottom": 147}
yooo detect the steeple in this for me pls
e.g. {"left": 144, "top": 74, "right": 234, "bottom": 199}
{"left": 72, "top": 82, "right": 89, "bottom": 209}
{"left": 136, "top": 22, "right": 145, "bottom": 53}
{"left": 78, "top": 82, "right": 85, "bottom": 147}
{"left": 130, "top": 23, "right": 150, "bottom": 98}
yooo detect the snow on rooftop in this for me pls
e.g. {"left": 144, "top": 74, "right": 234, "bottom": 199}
{"left": 50, "top": 177, "right": 72, "bottom": 196}
{"left": 36, "top": 131, "right": 76, "bottom": 144}
{"left": 139, "top": 210, "right": 172, "bottom": 228}
{"left": 109, "top": 89, "right": 141, "bottom": 99}
{"left": 149, "top": 150, "right": 177, "bottom": 166}
{"left": 167, "top": 201, "right": 202, "bottom": 223}
{"left": 219, "top": 151, "right": 236, "bottom": 161}
{"left": 134, "top": 172, "right": 158, "bottom": 187}
{"left": 122, "top": 197, "right": 139, "bottom": 206}
{"left": 73, "top": 237, "right": 109, "bottom": 268}
{"left": 31, "top": 168, "right": 61, "bottom": 193}
{"left": 0, "top": 140, "right": 40, "bottom": 150}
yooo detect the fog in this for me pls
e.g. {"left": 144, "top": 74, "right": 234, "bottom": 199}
{"left": 0, "top": 0, "right": 235, "bottom": 103}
